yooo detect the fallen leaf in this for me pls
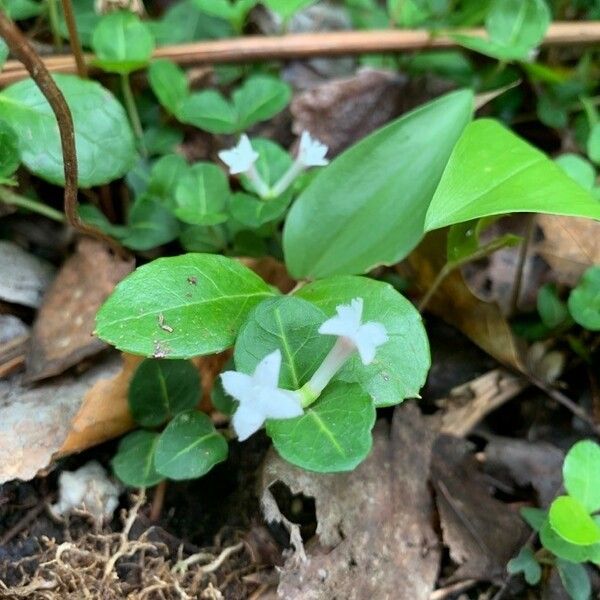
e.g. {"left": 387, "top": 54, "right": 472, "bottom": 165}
{"left": 407, "top": 230, "right": 526, "bottom": 369}
{"left": 25, "top": 238, "right": 134, "bottom": 382}
{"left": 261, "top": 403, "right": 440, "bottom": 600}
{"left": 432, "top": 435, "right": 528, "bottom": 583}
{"left": 0, "top": 241, "right": 54, "bottom": 308}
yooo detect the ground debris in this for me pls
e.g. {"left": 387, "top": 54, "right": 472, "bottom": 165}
{"left": 261, "top": 403, "right": 440, "bottom": 600}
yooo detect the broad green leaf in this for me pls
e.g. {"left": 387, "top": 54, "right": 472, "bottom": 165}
{"left": 569, "top": 267, "right": 600, "bottom": 331}
{"left": 147, "top": 153, "right": 189, "bottom": 207}
{"left": 177, "top": 90, "right": 237, "bottom": 134}
{"left": 120, "top": 196, "right": 180, "bottom": 251}
{"left": 507, "top": 547, "right": 542, "bottom": 585}
{"left": 232, "top": 76, "right": 291, "bottom": 130}
{"left": 142, "top": 125, "right": 184, "bottom": 157}
{"left": 112, "top": 430, "right": 164, "bottom": 487}
{"left": 92, "top": 11, "right": 155, "bottom": 75}
{"left": 240, "top": 138, "right": 293, "bottom": 191}
{"left": 262, "top": 0, "right": 317, "bottom": 20}
{"left": 4, "top": 0, "right": 43, "bottom": 20}
{"left": 555, "top": 154, "right": 596, "bottom": 191}
{"left": 0, "top": 120, "right": 20, "bottom": 181}
{"left": 231, "top": 192, "right": 291, "bottom": 228}
{"left": 0, "top": 74, "right": 136, "bottom": 186}
{"left": 148, "top": 59, "right": 189, "bottom": 115}
{"left": 588, "top": 123, "right": 600, "bottom": 165}
{"left": 283, "top": 89, "right": 474, "bottom": 278}
{"left": 296, "top": 276, "right": 430, "bottom": 407}
{"left": 129, "top": 358, "right": 200, "bottom": 427}
{"left": 549, "top": 496, "right": 600, "bottom": 546}
{"left": 564, "top": 440, "right": 600, "bottom": 512}
{"left": 424, "top": 119, "right": 600, "bottom": 231}
{"left": 154, "top": 410, "right": 228, "bottom": 480}
{"left": 267, "top": 382, "right": 375, "bottom": 472}
{"left": 453, "top": 0, "right": 550, "bottom": 60}
{"left": 520, "top": 506, "right": 547, "bottom": 531}
{"left": 537, "top": 284, "right": 569, "bottom": 329}
{"left": 234, "top": 296, "right": 331, "bottom": 389}
{"left": 556, "top": 560, "right": 592, "bottom": 600}
{"left": 175, "top": 162, "right": 230, "bottom": 226}
{"left": 96, "top": 253, "right": 275, "bottom": 358}
{"left": 541, "top": 519, "right": 600, "bottom": 564}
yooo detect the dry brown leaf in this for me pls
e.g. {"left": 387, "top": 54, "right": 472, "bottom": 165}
{"left": 25, "top": 238, "right": 134, "bottom": 382}
{"left": 535, "top": 214, "right": 600, "bottom": 287}
{"left": 261, "top": 403, "right": 440, "bottom": 600}
{"left": 432, "top": 435, "right": 528, "bottom": 583}
{"left": 406, "top": 230, "right": 525, "bottom": 369}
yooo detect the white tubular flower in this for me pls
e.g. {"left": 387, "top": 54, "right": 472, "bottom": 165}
{"left": 297, "top": 130, "right": 329, "bottom": 168}
{"left": 218, "top": 134, "right": 258, "bottom": 175}
{"left": 221, "top": 349, "right": 303, "bottom": 441}
{"left": 304, "top": 298, "right": 388, "bottom": 401}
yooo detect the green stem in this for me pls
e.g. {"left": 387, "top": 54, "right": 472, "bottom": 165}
{"left": 120, "top": 74, "right": 147, "bottom": 157}
{"left": 46, "top": 0, "right": 62, "bottom": 50}
{"left": 0, "top": 186, "right": 65, "bottom": 222}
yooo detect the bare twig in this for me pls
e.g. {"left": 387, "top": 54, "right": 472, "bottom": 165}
{"left": 1, "top": 22, "right": 600, "bottom": 85}
{"left": 172, "top": 542, "right": 245, "bottom": 576}
{"left": 0, "top": 11, "right": 127, "bottom": 257}
{"left": 59, "top": 0, "right": 87, "bottom": 78}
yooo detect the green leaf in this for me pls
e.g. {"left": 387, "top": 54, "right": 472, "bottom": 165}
{"left": 424, "top": 119, "right": 600, "bottom": 231}
{"left": 231, "top": 192, "right": 291, "bottom": 228}
{"left": 556, "top": 560, "right": 592, "bottom": 600}
{"left": 232, "top": 75, "right": 291, "bottom": 130}
{"left": 147, "top": 153, "right": 189, "bottom": 207}
{"left": 177, "top": 90, "right": 238, "bottom": 134}
{"left": 0, "top": 38, "right": 8, "bottom": 72}
{"left": 569, "top": 266, "right": 600, "bottom": 331}
{"left": 266, "top": 382, "right": 375, "bottom": 472}
{"left": 56, "top": 0, "right": 101, "bottom": 46}
{"left": 120, "top": 196, "right": 180, "bottom": 251}
{"left": 193, "top": 0, "right": 258, "bottom": 31}
{"left": 507, "top": 547, "right": 542, "bottom": 585}
{"left": 92, "top": 11, "right": 155, "bottom": 75}
{"left": 588, "top": 123, "right": 600, "bottom": 165}
{"left": 537, "top": 284, "right": 570, "bottom": 329}
{"left": 540, "top": 519, "right": 600, "bottom": 564}
{"left": 211, "top": 358, "right": 236, "bottom": 415}
{"left": 549, "top": 496, "right": 600, "bottom": 546}
{"left": 0, "top": 74, "right": 136, "bottom": 187}
{"left": 129, "top": 358, "right": 200, "bottom": 427}
{"left": 148, "top": 59, "right": 189, "bottom": 115}
{"left": 175, "top": 162, "right": 230, "bottom": 226}
{"left": 296, "top": 276, "right": 430, "bottom": 407}
{"left": 283, "top": 89, "right": 474, "bottom": 278}
{"left": 96, "top": 253, "right": 275, "bottom": 358}
{"left": 262, "top": 0, "right": 316, "bottom": 20}
{"left": 4, "top": 0, "right": 43, "bottom": 20}
{"left": 520, "top": 506, "right": 547, "bottom": 531}
{"left": 555, "top": 154, "right": 596, "bottom": 191}
{"left": 234, "top": 296, "right": 331, "bottom": 390}
{"left": 179, "top": 223, "right": 228, "bottom": 253}
{"left": 154, "top": 410, "right": 228, "bottom": 480}
{"left": 112, "top": 430, "right": 164, "bottom": 487}
{"left": 142, "top": 125, "right": 184, "bottom": 157}
{"left": 563, "top": 440, "right": 600, "bottom": 512}
{"left": 0, "top": 120, "right": 20, "bottom": 180}
{"left": 453, "top": 0, "right": 550, "bottom": 60}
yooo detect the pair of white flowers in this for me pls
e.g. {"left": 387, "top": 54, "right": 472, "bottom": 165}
{"left": 218, "top": 131, "right": 329, "bottom": 199}
{"left": 221, "top": 298, "right": 388, "bottom": 441}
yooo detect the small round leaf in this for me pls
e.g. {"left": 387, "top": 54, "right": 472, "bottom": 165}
{"left": 563, "top": 440, "right": 600, "bottom": 513}
{"left": 549, "top": 496, "right": 600, "bottom": 546}
{"left": 112, "top": 430, "right": 164, "bottom": 487}
{"left": 568, "top": 266, "right": 600, "bottom": 331}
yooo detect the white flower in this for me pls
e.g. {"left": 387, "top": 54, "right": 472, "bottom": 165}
{"left": 319, "top": 298, "right": 388, "bottom": 365}
{"left": 298, "top": 131, "right": 329, "bottom": 167}
{"left": 221, "top": 349, "right": 303, "bottom": 441}
{"left": 218, "top": 134, "right": 259, "bottom": 175}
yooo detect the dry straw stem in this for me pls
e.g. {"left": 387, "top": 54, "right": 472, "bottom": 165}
{"left": 1, "top": 21, "right": 600, "bottom": 85}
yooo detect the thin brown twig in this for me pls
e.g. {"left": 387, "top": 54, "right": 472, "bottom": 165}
{"left": 0, "top": 11, "right": 127, "bottom": 258}
{"left": 1, "top": 22, "right": 600, "bottom": 85}
{"left": 59, "top": 0, "right": 88, "bottom": 78}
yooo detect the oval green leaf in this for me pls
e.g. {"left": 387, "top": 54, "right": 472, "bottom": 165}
{"left": 549, "top": 496, "right": 600, "bottom": 546}
{"left": 283, "top": 88, "right": 473, "bottom": 278}
{"left": 129, "top": 358, "right": 201, "bottom": 427}
{"left": 96, "top": 254, "right": 275, "bottom": 358}
{"left": 296, "top": 276, "right": 430, "bottom": 407}
{"left": 563, "top": 440, "right": 600, "bottom": 512}
{"left": 540, "top": 518, "right": 600, "bottom": 564}
{"left": 568, "top": 266, "right": 600, "bottom": 331}
{"left": 0, "top": 74, "right": 136, "bottom": 186}
{"left": 0, "top": 120, "right": 20, "bottom": 181}
{"left": 112, "top": 430, "right": 164, "bottom": 487}
{"left": 148, "top": 59, "right": 189, "bottom": 115}
{"left": 233, "top": 75, "right": 291, "bottom": 131}
{"left": 266, "top": 382, "right": 375, "bottom": 473}
{"left": 154, "top": 410, "right": 228, "bottom": 480}
{"left": 424, "top": 119, "right": 600, "bottom": 232}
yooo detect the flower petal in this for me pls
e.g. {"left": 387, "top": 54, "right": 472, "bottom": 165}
{"left": 253, "top": 349, "right": 282, "bottom": 388}
{"left": 221, "top": 371, "right": 253, "bottom": 404}
{"left": 232, "top": 403, "right": 265, "bottom": 441}
{"left": 218, "top": 134, "right": 258, "bottom": 175}
{"left": 259, "top": 388, "right": 303, "bottom": 420}
{"left": 354, "top": 322, "right": 388, "bottom": 365}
